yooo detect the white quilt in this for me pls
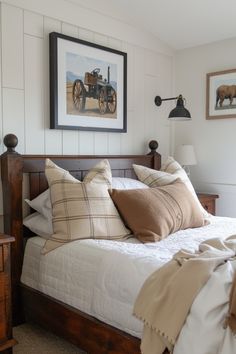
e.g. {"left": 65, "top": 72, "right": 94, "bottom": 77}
{"left": 21, "top": 216, "right": 236, "bottom": 353}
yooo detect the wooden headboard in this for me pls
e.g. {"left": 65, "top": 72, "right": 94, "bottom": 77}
{"left": 1, "top": 134, "right": 161, "bottom": 324}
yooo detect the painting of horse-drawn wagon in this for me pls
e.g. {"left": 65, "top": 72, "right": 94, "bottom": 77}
{"left": 206, "top": 68, "right": 236, "bottom": 119}
{"left": 50, "top": 32, "right": 127, "bottom": 132}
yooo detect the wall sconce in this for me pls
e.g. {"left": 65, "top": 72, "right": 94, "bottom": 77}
{"left": 154, "top": 94, "right": 191, "bottom": 120}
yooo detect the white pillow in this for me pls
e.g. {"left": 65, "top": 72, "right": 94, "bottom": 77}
{"left": 112, "top": 177, "right": 148, "bottom": 190}
{"left": 23, "top": 212, "right": 53, "bottom": 239}
{"left": 25, "top": 189, "right": 52, "bottom": 220}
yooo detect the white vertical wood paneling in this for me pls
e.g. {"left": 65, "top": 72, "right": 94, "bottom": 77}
{"left": 0, "top": 3, "right": 173, "bottom": 159}
{"left": 120, "top": 43, "right": 135, "bottom": 154}
{"left": 0, "top": 4, "right": 3, "bottom": 154}
{"left": 24, "top": 35, "right": 45, "bottom": 154}
{"left": 78, "top": 28, "right": 95, "bottom": 154}
{"left": 79, "top": 132, "right": 94, "bottom": 154}
{"left": 108, "top": 37, "right": 122, "bottom": 51}
{"left": 24, "top": 10, "right": 44, "bottom": 38}
{"left": 122, "top": 43, "right": 134, "bottom": 112}
{"left": 94, "top": 33, "right": 108, "bottom": 46}
{"left": 0, "top": 1, "right": 175, "bottom": 222}
{"left": 79, "top": 28, "right": 94, "bottom": 42}
{"left": 62, "top": 130, "right": 79, "bottom": 155}
{"left": 61, "top": 22, "right": 79, "bottom": 155}
{"left": 133, "top": 46, "right": 146, "bottom": 153}
{"left": 93, "top": 33, "right": 109, "bottom": 154}
{"left": 44, "top": 17, "right": 63, "bottom": 154}
{"left": 62, "top": 23, "right": 79, "bottom": 37}
{"left": 94, "top": 133, "right": 109, "bottom": 155}
{"left": 2, "top": 88, "right": 25, "bottom": 153}
{"left": 120, "top": 111, "right": 135, "bottom": 154}
{"left": 107, "top": 37, "right": 122, "bottom": 154}
{"left": 108, "top": 133, "right": 121, "bottom": 155}
{"left": 94, "top": 132, "right": 109, "bottom": 154}
{"left": 1, "top": 4, "right": 24, "bottom": 89}
{"left": 143, "top": 50, "right": 172, "bottom": 158}
{"left": 143, "top": 75, "right": 159, "bottom": 145}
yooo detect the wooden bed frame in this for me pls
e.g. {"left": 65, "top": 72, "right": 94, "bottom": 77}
{"left": 1, "top": 134, "right": 162, "bottom": 354}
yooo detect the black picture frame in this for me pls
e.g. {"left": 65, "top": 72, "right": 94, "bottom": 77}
{"left": 49, "top": 32, "right": 127, "bottom": 132}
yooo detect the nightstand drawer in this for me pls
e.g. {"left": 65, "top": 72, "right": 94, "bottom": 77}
{"left": 197, "top": 193, "right": 219, "bottom": 215}
{"left": 0, "top": 236, "right": 16, "bottom": 354}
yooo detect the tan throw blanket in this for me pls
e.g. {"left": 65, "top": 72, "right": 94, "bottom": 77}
{"left": 133, "top": 235, "right": 236, "bottom": 354}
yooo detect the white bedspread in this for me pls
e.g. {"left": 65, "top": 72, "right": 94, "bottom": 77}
{"left": 21, "top": 216, "right": 236, "bottom": 352}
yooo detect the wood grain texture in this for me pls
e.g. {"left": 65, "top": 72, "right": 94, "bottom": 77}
{"left": 22, "top": 285, "right": 140, "bottom": 354}
{"left": 197, "top": 193, "right": 219, "bottom": 216}
{"left": 0, "top": 235, "right": 17, "bottom": 354}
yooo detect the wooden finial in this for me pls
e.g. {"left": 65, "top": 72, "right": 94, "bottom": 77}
{"left": 148, "top": 140, "right": 159, "bottom": 155}
{"left": 3, "top": 134, "right": 18, "bottom": 153}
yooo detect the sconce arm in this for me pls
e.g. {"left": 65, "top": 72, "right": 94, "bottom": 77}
{"left": 154, "top": 95, "right": 181, "bottom": 106}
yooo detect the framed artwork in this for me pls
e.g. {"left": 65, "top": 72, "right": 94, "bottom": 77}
{"left": 49, "top": 32, "right": 127, "bottom": 132}
{"left": 206, "top": 68, "right": 236, "bottom": 119}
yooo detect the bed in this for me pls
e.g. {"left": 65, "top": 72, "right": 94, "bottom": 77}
{"left": 1, "top": 134, "right": 236, "bottom": 354}
{"left": 1, "top": 134, "right": 161, "bottom": 353}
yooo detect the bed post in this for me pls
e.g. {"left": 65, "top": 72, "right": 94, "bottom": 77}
{"left": 148, "top": 140, "right": 161, "bottom": 170}
{"left": 1, "top": 134, "right": 23, "bottom": 325}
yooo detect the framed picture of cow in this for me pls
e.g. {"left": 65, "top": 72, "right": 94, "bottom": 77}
{"left": 206, "top": 68, "right": 236, "bottom": 119}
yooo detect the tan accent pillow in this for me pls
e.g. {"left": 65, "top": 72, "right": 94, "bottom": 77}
{"left": 83, "top": 159, "right": 112, "bottom": 186}
{"left": 43, "top": 159, "right": 130, "bottom": 254}
{"left": 133, "top": 156, "right": 209, "bottom": 218}
{"left": 109, "top": 179, "right": 205, "bottom": 243}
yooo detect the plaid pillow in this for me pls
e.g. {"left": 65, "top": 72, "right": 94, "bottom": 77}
{"left": 133, "top": 157, "right": 209, "bottom": 219}
{"left": 42, "top": 159, "right": 130, "bottom": 254}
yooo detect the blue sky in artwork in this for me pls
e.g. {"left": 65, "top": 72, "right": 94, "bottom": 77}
{"left": 66, "top": 52, "right": 117, "bottom": 82}
{"left": 214, "top": 78, "right": 236, "bottom": 91}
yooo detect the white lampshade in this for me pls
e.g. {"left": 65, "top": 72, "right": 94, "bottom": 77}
{"left": 175, "top": 145, "right": 197, "bottom": 166}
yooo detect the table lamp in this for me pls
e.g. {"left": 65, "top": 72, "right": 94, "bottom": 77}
{"left": 175, "top": 144, "right": 197, "bottom": 178}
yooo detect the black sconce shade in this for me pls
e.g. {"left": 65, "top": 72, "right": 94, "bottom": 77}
{"left": 154, "top": 94, "right": 191, "bottom": 120}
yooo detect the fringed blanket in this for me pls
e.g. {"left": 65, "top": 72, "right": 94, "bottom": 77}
{"left": 133, "top": 235, "right": 236, "bottom": 354}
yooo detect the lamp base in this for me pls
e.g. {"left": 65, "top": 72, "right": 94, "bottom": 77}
{"left": 183, "top": 165, "right": 190, "bottom": 178}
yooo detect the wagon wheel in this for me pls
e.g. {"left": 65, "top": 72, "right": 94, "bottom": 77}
{"left": 107, "top": 88, "right": 117, "bottom": 113}
{"left": 73, "top": 80, "right": 86, "bottom": 111}
{"left": 98, "top": 87, "right": 107, "bottom": 114}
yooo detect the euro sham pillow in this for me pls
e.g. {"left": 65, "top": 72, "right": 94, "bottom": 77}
{"left": 112, "top": 177, "right": 148, "bottom": 190}
{"left": 23, "top": 212, "right": 53, "bottom": 239}
{"left": 109, "top": 179, "right": 205, "bottom": 243}
{"left": 43, "top": 159, "right": 130, "bottom": 254}
{"left": 133, "top": 157, "right": 209, "bottom": 218}
{"left": 25, "top": 189, "right": 52, "bottom": 220}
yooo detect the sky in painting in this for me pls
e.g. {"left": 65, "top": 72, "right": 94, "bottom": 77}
{"left": 66, "top": 52, "right": 117, "bottom": 82}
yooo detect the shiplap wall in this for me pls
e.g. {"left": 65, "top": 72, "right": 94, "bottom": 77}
{"left": 0, "top": 0, "right": 173, "bottom": 158}
{"left": 0, "top": 0, "right": 174, "bottom": 223}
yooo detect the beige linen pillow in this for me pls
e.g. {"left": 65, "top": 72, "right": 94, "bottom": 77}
{"left": 43, "top": 159, "right": 130, "bottom": 254}
{"left": 83, "top": 159, "right": 112, "bottom": 186}
{"left": 110, "top": 179, "right": 205, "bottom": 243}
{"left": 133, "top": 156, "right": 209, "bottom": 218}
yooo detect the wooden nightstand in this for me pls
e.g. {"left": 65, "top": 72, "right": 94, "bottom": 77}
{"left": 197, "top": 193, "right": 219, "bottom": 215}
{"left": 0, "top": 235, "right": 17, "bottom": 353}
